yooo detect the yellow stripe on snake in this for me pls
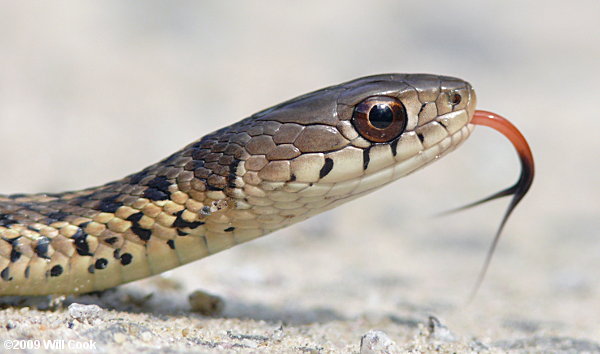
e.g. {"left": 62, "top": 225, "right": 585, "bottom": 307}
{"left": 0, "top": 74, "right": 530, "bottom": 296}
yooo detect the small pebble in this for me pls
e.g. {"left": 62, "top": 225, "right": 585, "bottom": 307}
{"left": 113, "top": 333, "right": 127, "bottom": 344}
{"left": 360, "top": 330, "right": 398, "bottom": 354}
{"left": 68, "top": 303, "right": 103, "bottom": 323}
{"left": 427, "top": 316, "right": 456, "bottom": 342}
{"left": 188, "top": 290, "right": 224, "bottom": 316}
{"left": 181, "top": 328, "right": 190, "bottom": 337}
{"left": 141, "top": 331, "right": 152, "bottom": 342}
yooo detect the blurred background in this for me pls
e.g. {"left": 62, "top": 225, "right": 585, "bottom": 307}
{"left": 0, "top": 0, "right": 598, "bottom": 347}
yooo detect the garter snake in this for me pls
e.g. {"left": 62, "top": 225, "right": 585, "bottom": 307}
{"left": 0, "top": 74, "right": 533, "bottom": 296}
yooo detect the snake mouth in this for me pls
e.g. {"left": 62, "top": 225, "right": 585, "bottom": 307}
{"left": 454, "top": 110, "right": 534, "bottom": 299}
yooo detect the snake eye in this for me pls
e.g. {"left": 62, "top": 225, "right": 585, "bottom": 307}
{"left": 351, "top": 96, "right": 407, "bottom": 143}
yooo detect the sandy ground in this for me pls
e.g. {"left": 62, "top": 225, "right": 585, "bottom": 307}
{"left": 0, "top": 1, "right": 599, "bottom": 352}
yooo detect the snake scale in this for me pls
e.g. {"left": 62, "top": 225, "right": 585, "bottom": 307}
{"left": 0, "top": 74, "right": 533, "bottom": 296}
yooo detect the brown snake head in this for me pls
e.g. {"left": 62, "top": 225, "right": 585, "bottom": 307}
{"left": 0, "top": 74, "right": 483, "bottom": 295}
{"left": 229, "top": 74, "right": 477, "bottom": 227}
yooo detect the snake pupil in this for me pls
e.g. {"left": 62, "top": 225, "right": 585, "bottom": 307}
{"left": 369, "top": 104, "right": 394, "bottom": 129}
{"left": 351, "top": 96, "right": 407, "bottom": 143}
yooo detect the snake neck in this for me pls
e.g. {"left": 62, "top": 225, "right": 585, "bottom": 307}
{"left": 0, "top": 122, "right": 271, "bottom": 295}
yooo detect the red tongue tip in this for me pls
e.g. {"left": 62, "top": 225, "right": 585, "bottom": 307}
{"left": 472, "top": 110, "right": 535, "bottom": 172}
{"left": 464, "top": 110, "right": 535, "bottom": 302}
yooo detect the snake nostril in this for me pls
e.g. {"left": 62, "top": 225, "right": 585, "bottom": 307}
{"left": 450, "top": 92, "right": 462, "bottom": 105}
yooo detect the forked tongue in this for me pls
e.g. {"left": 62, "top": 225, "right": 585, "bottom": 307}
{"left": 457, "top": 110, "right": 535, "bottom": 301}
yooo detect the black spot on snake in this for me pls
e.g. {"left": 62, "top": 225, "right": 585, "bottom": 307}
{"left": 228, "top": 173, "right": 238, "bottom": 188}
{"left": 438, "top": 120, "right": 447, "bottom": 129}
{"left": 319, "top": 158, "right": 334, "bottom": 178}
{"left": 1, "top": 267, "right": 12, "bottom": 281}
{"left": 72, "top": 228, "right": 93, "bottom": 256}
{"left": 35, "top": 237, "right": 51, "bottom": 260}
{"left": 78, "top": 221, "right": 91, "bottom": 229}
{"left": 147, "top": 176, "right": 172, "bottom": 193}
{"left": 167, "top": 239, "right": 175, "bottom": 249}
{"left": 290, "top": 174, "right": 297, "bottom": 182}
{"left": 4, "top": 238, "right": 21, "bottom": 262}
{"left": 0, "top": 214, "right": 17, "bottom": 227}
{"left": 391, "top": 137, "right": 400, "bottom": 156}
{"left": 2, "top": 236, "right": 20, "bottom": 245}
{"left": 24, "top": 266, "right": 30, "bottom": 279}
{"left": 363, "top": 147, "right": 371, "bottom": 170}
{"left": 418, "top": 103, "right": 426, "bottom": 116}
{"left": 173, "top": 210, "right": 205, "bottom": 229}
{"left": 120, "top": 253, "right": 133, "bottom": 265}
{"left": 142, "top": 176, "right": 173, "bottom": 201}
{"left": 50, "top": 265, "right": 63, "bottom": 277}
{"left": 104, "top": 237, "right": 118, "bottom": 245}
{"left": 176, "top": 230, "right": 188, "bottom": 236}
{"left": 228, "top": 159, "right": 241, "bottom": 188}
{"left": 206, "top": 184, "right": 223, "bottom": 192}
{"left": 131, "top": 226, "right": 152, "bottom": 241}
{"left": 10, "top": 249, "right": 21, "bottom": 263}
{"left": 87, "top": 265, "right": 95, "bottom": 274}
{"left": 95, "top": 258, "right": 108, "bottom": 270}
{"left": 98, "top": 195, "right": 123, "bottom": 213}
{"left": 47, "top": 211, "right": 69, "bottom": 221}
{"left": 113, "top": 248, "right": 120, "bottom": 260}
{"left": 224, "top": 226, "right": 235, "bottom": 232}
{"left": 417, "top": 133, "right": 425, "bottom": 143}
{"left": 143, "top": 187, "right": 169, "bottom": 201}
{"left": 126, "top": 212, "right": 144, "bottom": 225}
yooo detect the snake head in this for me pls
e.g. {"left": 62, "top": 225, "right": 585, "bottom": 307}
{"left": 225, "top": 74, "right": 477, "bottom": 224}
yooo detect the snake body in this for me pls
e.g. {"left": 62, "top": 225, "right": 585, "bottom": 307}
{"left": 0, "top": 74, "right": 476, "bottom": 295}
